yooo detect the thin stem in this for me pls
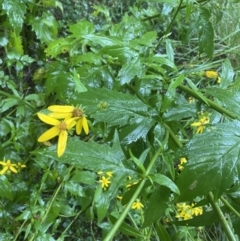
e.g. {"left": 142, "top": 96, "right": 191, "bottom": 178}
{"left": 178, "top": 84, "right": 238, "bottom": 119}
{"left": 208, "top": 192, "right": 237, "bottom": 241}
{"left": 220, "top": 196, "right": 240, "bottom": 219}
{"left": 164, "top": 0, "right": 183, "bottom": 36}
{"left": 104, "top": 144, "right": 164, "bottom": 241}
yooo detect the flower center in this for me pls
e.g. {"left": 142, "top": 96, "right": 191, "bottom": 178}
{"left": 58, "top": 121, "right": 67, "bottom": 131}
{"left": 73, "top": 108, "right": 83, "bottom": 118}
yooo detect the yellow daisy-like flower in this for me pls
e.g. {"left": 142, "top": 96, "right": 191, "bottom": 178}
{"left": 17, "top": 162, "right": 26, "bottom": 171}
{"left": 0, "top": 159, "right": 18, "bottom": 175}
{"left": 205, "top": 70, "right": 218, "bottom": 79}
{"left": 191, "top": 116, "right": 210, "bottom": 134}
{"left": 99, "top": 176, "right": 111, "bottom": 190}
{"left": 37, "top": 113, "right": 76, "bottom": 157}
{"left": 132, "top": 199, "right": 144, "bottom": 210}
{"left": 48, "top": 105, "right": 89, "bottom": 135}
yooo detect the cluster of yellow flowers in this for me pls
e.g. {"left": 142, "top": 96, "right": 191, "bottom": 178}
{"left": 191, "top": 115, "right": 210, "bottom": 134}
{"left": 178, "top": 157, "right": 187, "bottom": 171}
{"left": 37, "top": 105, "right": 89, "bottom": 157}
{"left": 98, "top": 171, "right": 113, "bottom": 190}
{"left": 0, "top": 159, "right": 26, "bottom": 175}
{"left": 176, "top": 202, "right": 203, "bottom": 220}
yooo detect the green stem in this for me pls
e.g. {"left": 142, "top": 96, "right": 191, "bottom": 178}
{"left": 104, "top": 144, "right": 164, "bottom": 241}
{"left": 163, "top": 123, "right": 183, "bottom": 148}
{"left": 220, "top": 196, "right": 240, "bottom": 219}
{"left": 208, "top": 192, "right": 237, "bottom": 241}
{"left": 164, "top": 0, "right": 183, "bottom": 36}
{"left": 178, "top": 84, "right": 237, "bottom": 119}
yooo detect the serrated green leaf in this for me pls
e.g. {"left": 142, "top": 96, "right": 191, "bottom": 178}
{"left": 118, "top": 57, "right": 144, "bottom": 84}
{"left": 68, "top": 20, "right": 95, "bottom": 37}
{"left": 62, "top": 87, "right": 155, "bottom": 127}
{"left": 35, "top": 133, "right": 133, "bottom": 175}
{"left": 177, "top": 122, "right": 240, "bottom": 201}
{"left": 2, "top": 0, "right": 26, "bottom": 34}
{"left": 30, "top": 13, "right": 58, "bottom": 44}
{"left": 45, "top": 38, "right": 71, "bottom": 58}
{"left": 147, "top": 55, "right": 177, "bottom": 70}
{"left": 150, "top": 173, "right": 180, "bottom": 194}
{"left": 71, "top": 69, "right": 87, "bottom": 93}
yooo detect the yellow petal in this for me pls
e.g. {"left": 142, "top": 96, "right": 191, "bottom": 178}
{"left": 82, "top": 116, "right": 89, "bottom": 134}
{"left": 58, "top": 130, "right": 68, "bottom": 157}
{"left": 0, "top": 166, "right": 8, "bottom": 175}
{"left": 37, "top": 113, "right": 60, "bottom": 125}
{"left": 38, "top": 126, "right": 60, "bottom": 142}
{"left": 10, "top": 166, "right": 18, "bottom": 173}
{"left": 48, "top": 105, "right": 74, "bottom": 113}
{"left": 66, "top": 118, "right": 77, "bottom": 130}
{"left": 191, "top": 121, "right": 201, "bottom": 127}
{"left": 48, "top": 112, "right": 73, "bottom": 119}
{"left": 0, "top": 161, "right": 6, "bottom": 166}
{"left": 76, "top": 119, "right": 83, "bottom": 135}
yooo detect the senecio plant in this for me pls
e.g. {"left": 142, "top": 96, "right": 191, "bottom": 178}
{"left": 1, "top": 0, "right": 240, "bottom": 240}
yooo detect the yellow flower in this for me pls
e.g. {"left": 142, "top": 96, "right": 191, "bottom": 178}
{"left": 191, "top": 116, "right": 210, "bottom": 134}
{"left": 132, "top": 199, "right": 144, "bottom": 210}
{"left": 48, "top": 105, "right": 89, "bottom": 135}
{"left": 0, "top": 159, "right": 18, "bottom": 175}
{"left": 176, "top": 202, "right": 203, "bottom": 220}
{"left": 37, "top": 113, "right": 76, "bottom": 157}
{"left": 99, "top": 176, "right": 111, "bottom": 190}
{"left": 188, "top": 97, "right": 195, "bottom": 103}
{"left": 17, "top": 162, "right": 26, "bottom": 171}
{"left": 217, "top": 76, "right": 221, "bottom": 83}
{"left": 205, "top": 70, "right": 218, "bottom": 79}
{"left": 178, "top": 157, "right": 187, "bottom": 170}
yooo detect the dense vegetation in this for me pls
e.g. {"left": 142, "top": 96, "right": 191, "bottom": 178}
{"left": 1, "top": 0, "right": 240, "bottom": 240}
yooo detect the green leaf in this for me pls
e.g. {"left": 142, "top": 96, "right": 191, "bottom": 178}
{"left": 161, "top": 74, "right": 185, "bottom": 112}
{"left": 205, "top": 88, "right": 240, "bottom": 117}
{"left": 70, "top": 69, "right": 87, "bottom": 93}
{"left": 30, "top": 13, "right": 58, "bottom": 44}
{"left": 68, "top": 20, "right": 95, "bottom": 37}
{"left": 45, "top": 38, "right": 71, "bottom": 58}
{"left": 129, "top": 149, "right": 146, "bottom": 175}
{"left": 0, "top": 176, "right": 14, "bottom": 200}
{"left": 186, "top": 77, "right": 209, "bottom": 105}
{"left": 109, "top": 215, "right": 145, "bottom": 238}
{"left": 118, "top": 57, "right": 144, "bottom": 84}
{"left": 2, "top": 0, "right": 26, "bottom": 34}
{"left": 150, "top": 173, "right": 180, "bottom": 194}
{"left": 142, "top": 186, "right": 170, "bottom": 228}
{"left": 1, "top": 98, "right": 19, "bottom": 112}
{"left": 35, "top": 132, "right": 133, "bottom": 175}
{"left": 62, "top": 87, "right": 154, "bottom": 127}
{"left": 82, "top": 34, "right": 123, "bottom": 46}
{"left": 165, "top": 39, "right": 174, "bottom": 62}
{"left": 155, "top": 222, "right": 172, "bottom": 241}
{"left": 220, "top": 58, "right": 235, "bottom": 89}
{"left": 197, "top": 8, "right": 214, "bottom": 57}
{"left": 98, "top": 45, "right": 138, "bottom": 62}
{"left": 177, "top": 122, "right": 240, "bottom": 201}
{"left": 71, "top": 171, "right": 96, "bottom": 185}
